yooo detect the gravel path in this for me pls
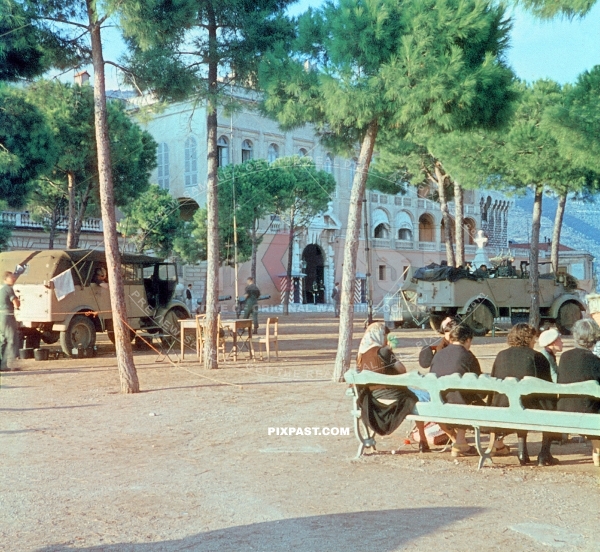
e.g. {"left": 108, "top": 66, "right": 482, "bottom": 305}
{"left": 1, "top": 315, "right": 598, "bottom": 551}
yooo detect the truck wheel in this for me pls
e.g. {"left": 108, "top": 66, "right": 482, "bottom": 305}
{"left": 60, "top": 315, "right": 96, "bottom": 356}
{"left": 160, "top": 307, "right": 188, "bottom": 347}
{"left": 107, "top": 328, "right": 136, "bottom": 344}
{"left": 23, "top": 331, "right": 41, "bottom": 349}
{"left": 40, "top": 330, "right": 60, "bottom": 344}
{"left": 463, "top": 303, "right": 494, "bottom": 337}
{"left": 555, "top": 302, "right": 581, "bottom": 335}
{"left": 429, "top": 315, "right": 444, "bottom": 332}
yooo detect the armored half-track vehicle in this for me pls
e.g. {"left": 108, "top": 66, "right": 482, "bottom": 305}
{"left": 0, "top": 249, "right": 190, "bottom": 355}
{"left": 411, "top": 264, "right": 585, "bottom": 336}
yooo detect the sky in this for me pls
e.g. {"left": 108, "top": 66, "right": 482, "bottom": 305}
{"left": 93, "top": 0, "right": 600, "bottom": 91}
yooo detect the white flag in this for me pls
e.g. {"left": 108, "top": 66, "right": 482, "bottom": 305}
{"left": 51, "top": 268, "right": 75, "bottom": 301}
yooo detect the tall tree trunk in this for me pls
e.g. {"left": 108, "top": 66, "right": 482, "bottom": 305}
{"left": 66, "top": 171, "right": 76, "bottom": 249}
{"left": 454, "top": 181, "right": 464, "bottom": 268}
{"left": 434, "top": 162, "right": 455, "bottom": 267}
{"left": 48, "top": 207, "right": 58, "bottom": 249}
{"left": 283, "top": 208, "right": 295, "bottom": 316}
{"left": 333, "top": 119, "right": 378, "bottom": 382}
{"left": 73, "top": 182, "right": 92, "bottom": 248}
{"left": 87, "top": 0, "right": 139, "bottom": 393}
{"left": 551, "top": 192, "right": 567, "bottom": 274}
{"left": 529, "top": 186, "right": 543, "bottom": 330}
{"left": 202, "top": 8, "right": 220, "bottom": 369}
{"left": 250, "top": 223, "right": 258, "bottom": 282}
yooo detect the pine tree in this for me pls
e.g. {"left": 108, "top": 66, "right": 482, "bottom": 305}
{"left": 260, "top": 0, "right": 515, "bottom": 380}
{"left": 120, "top": 0, "right": 295, "bottom": 369}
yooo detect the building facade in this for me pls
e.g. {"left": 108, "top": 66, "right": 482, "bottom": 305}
{"left": 130, "top": 91, "right": 492, "bottom": 310}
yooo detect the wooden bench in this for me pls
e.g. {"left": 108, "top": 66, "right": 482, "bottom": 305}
{"left": 344, "top": 369, "right": 600, "bottom": 469}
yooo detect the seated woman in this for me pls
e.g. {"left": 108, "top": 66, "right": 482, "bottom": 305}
{"left": 491, "top": 323, "right": 557, "bottom": 466}
{"left": 556, "top": 318, "right": 600, "bottom": 467}
{"left": 418, "top": 316, "right": 458, "bottom": 369}
{"left": 356, "top": 322, "right": 429, "bottom": 452}
{"left": 430, "top": 324, "right": 483, "bottom": 457}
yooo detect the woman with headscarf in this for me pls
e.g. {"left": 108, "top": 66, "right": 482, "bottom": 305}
{"left": 556, "top": 318, "right": 600, "bottom": 467}
{"left": 356, "top": 322, "right": 429, "bottom": 451}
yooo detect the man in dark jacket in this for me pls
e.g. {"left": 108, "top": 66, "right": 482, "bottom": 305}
{"left": 243, "top": 277, "right": 261, "bottom": 332}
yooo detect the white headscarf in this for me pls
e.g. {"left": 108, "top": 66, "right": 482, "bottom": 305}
{"left": 358, "top": 322, "right": 386, "bottom": 355}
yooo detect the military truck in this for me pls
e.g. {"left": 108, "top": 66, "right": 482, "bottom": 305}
{"left": 0, "top": 249, "right": 190, "bottom": 355}
{"left": 411, "top": 264, "right": 585, "bottom": 336}
{"left": 383, "top": 268, "right": 429, "bottom": 329}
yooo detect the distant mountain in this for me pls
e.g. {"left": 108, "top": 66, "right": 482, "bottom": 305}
{"left": 507, "top": 191, "right": 600, "bottom": 290}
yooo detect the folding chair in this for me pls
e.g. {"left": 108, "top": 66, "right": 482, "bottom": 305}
{"left": 196, "top": 314, "right": 229, "bottom": 363}
{"left": 257, "top": 317, "right": 279, "bottom": 361}
{"left": 195, "top": 314, "right": 206, "bottom": 362}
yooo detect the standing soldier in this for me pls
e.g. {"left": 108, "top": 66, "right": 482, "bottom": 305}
{"left": 243, "top": 277, "right": 261, "bottom": 333}
{"left": 332, "top": 282, "right": 341, "bottom": 318}
{"left": 185, "top": 284, "right": 193, "bottom": 310}
{"left": 0, "top": 271, "right": 20, "bottom": 371}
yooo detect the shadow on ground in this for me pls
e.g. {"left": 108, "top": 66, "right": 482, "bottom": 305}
{"left": 37, "top": 507, "right": 483, "bottom": 552}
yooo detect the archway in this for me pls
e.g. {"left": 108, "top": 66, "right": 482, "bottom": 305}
{"left": 464, "top": 217, "right": 477, "bottom": 245}
{"left": 419, "top": 213, "right": 435, "bottom": 242}
{"left": 178, "top": 197, "right": 200, "bottom": 221}
{"left": 302, "top": 244, "right": 325, "bottom": 304}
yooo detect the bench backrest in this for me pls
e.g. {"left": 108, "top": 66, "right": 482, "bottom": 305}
{"left": 344, "top": 370, "right": 600, "bottom": 436}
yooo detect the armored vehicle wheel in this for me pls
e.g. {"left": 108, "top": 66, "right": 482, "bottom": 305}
{"left": 160, "top": 307, "right": 188, "bottom": 347}
{"left": 463, "top": 303, "right": 494, "bottom": 337}
{"left": 555, "top": 302, "right": 582, "bottom": 335}
{"left": 429, "top": 314, "right": 444, "bottom": 332}
{"left": 60, "top": 314, "right": 96, "bottom": 356}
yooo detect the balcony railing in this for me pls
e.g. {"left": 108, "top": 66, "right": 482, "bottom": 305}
{"left": 0, "top": 211, "right": 103, "bottom": 233}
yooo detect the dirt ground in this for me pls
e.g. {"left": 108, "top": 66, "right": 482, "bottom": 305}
{"left": 1, "top": 313, "right": 599, "bottom": 552}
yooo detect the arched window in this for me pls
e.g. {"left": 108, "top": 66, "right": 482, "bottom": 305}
{"left": 396, "top": 211, "right": 413, "bottom": 241}
{"left": 371, "top": 208, "right": 390, "bottom": 239}
{"left": 419, "top": 213, "right": 435, "bottom": 242}
{"left": 184, "top": 137, "right": 198, "bottom": 187}
{"left": 464, "top": 217, "right": 477, "bottom": 245}
{"left": 349, "top": 158, "right": 357, "bottom": 188}
{"left": 242, "top": 139, "right": 253, "bottom": 162}
{"left": 217, "top": 136, "right": 229, "bottom": 167}
{"left": 268, "top": 143, "right": 279, "bottom": 163}
{"left": 374, "top": 224, "right": 389, "bottom": 239}
{"left": 157, "top": 143, "right": 169, "bottom": 189}
{"left": 298, "top": 147, "right": 308, "bottom": 157}
{"left": 324, "top": 153, "right": 333, "bottom": 174}
{"left": 398, "top": 228, "right": 413, "bottom": 241}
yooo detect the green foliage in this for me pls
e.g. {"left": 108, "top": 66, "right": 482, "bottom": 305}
{"left": 269, "top": 156, "right": 337, "bottom": 226}
{"left": 173, "top": 209, "right": 208, "bottom": 265}
{"left": 516, "top": 0, "right": 596, "bottom": 18}
{"left": 120, "top": 0, "right": 296, "bottom": 101}
{"left": 0, "top": 84, "right": 57, "bottom": 207}
{"left": 544, "top": 66, "right": 600, "bottom": 175}
{"left": 119, "top": 185, "right": 183, "bottom": 257}
{"left": 430, "top": 79, "right": 600, "bottom": 197}
{"left": 0, "top": 0, "right": 50, "bottom": 81}
{"left": 24, "top": 81, "right": 157, "bottom": 220}
{"left": 173, "top": 156, "right": 336, "bottom": 264}
{"left": 260, "top": 0, "right": 516, "bottom": 154}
